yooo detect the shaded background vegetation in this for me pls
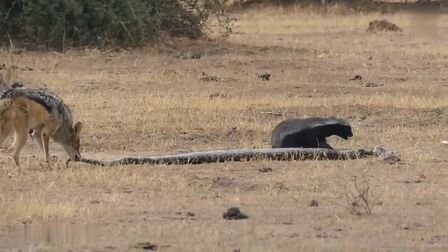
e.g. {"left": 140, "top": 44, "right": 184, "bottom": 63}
{"left": 0, "top": 0, "right": 444, "bottom": 50}
{"left": 0, "top": 0, "right": 231, "bottom": 50}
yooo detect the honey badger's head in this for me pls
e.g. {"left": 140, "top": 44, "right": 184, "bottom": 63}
{"left": 328, "top": 120, "right": 353, "bottom": 140}
{"left": 313, "top": 118, "right": 353, "bottom": 140}
{"left": 338, "top": 124, "right": 353, "bottom": 140}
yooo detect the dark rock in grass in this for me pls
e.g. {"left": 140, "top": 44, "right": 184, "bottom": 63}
{"left": 223, "top": 207, "right": 248, "bottom": 220}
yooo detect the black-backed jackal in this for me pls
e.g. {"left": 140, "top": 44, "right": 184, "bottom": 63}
{"left": 0, "top": 88, "right": 82, "bottom": 167}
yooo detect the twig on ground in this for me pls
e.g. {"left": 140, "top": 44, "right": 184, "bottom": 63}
{"left": 343, "top": 175, "right": 374, "bottom": 215}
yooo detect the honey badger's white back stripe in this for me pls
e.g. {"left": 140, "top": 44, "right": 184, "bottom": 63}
{"left": 308, "top": 117, "right": 349, "bottom": 127}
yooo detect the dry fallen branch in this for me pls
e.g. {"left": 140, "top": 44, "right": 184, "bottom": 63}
{"left": 343, "top": 175, "right": 374, "bottom": 215}
{"left": 75, "top": 146, "right": 395, "bottom": 166}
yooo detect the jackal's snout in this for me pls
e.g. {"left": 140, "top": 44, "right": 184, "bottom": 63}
{"left": 63, "top": 143, "right": 82, "bottom": 162}
{"left": 59, "top": 121, "right": 83, "bottom": 162}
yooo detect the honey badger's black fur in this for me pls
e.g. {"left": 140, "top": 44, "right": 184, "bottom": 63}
{"left": 271, "top": 117, "right": 353, "bottom": 149}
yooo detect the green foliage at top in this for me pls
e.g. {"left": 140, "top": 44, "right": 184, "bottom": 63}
{"left": 0, "top": 0, "right": 231, "bottom": 50}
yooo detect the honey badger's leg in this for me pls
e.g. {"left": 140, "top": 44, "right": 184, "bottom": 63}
{"left": 317, "top": 136, "right": 334, "bottom": 149}
{"left": 40, "top": 115, "right": 62, "bottom": 164}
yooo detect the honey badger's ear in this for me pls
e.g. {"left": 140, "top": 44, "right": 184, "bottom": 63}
{"left": 74, "top": 122, "right": 83, "bottom": 138}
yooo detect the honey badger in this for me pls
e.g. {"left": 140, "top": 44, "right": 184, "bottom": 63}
{"left": 271, "top": 117, "right": 353, "bottom": 149}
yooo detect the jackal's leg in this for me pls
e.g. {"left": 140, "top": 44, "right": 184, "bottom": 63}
{"left": 41, "top": 116, "right": 62, "bottom": 163}
{"left": 0, "top": 122, "right": 13, "bottom": 147}
{"left": 11, "top": 116, "right": 28, "bottom": 167}
{"left": 30, "top": 129, "right": 44, "bottom": 152}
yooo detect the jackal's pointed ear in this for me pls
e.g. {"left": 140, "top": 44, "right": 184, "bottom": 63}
{"left": 74, "top": 121, "right": 83, "bottom": 138}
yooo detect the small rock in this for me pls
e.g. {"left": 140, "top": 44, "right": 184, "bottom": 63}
{"left": 200, "top": 72, "right": 221, "bottom": 82}
{"left": 186, "top": 211, "right": 195, "bottom": 217}
{"left": 383, "top": 155, "right": 401, "bottom": 165}
{"left": 430, "top": 235, "right": 448, "bottom": 243}
{"left": 209, "top": 93, "right": 228, "bottom": 99}
{"left": 162, "top": 69, "right": 179, "bottom": 78}
{"left": 201, "top": 75, "right": 220, "bottom": 82}
{"left": 366, "top": 82, "right": 380, "bottom": 88}
{"left": 258, "top": 72, "right": 271, "bottom": 81}
{"left": 272, "top": 182, "right": 288, "bottom": 192}
{"left": 223, "top": 207, "right": 248, "bottom": 220}
{"left": 11, "top": 81, "right": 24, "bottom": 88}
{"left": 134, "top": 242, "right": 157, "bottom": 251}
{"left": 367, "top": 19, "right": 402, "bottom": 33}
{"left": 212, "top": 176, "right": 235, "bottom": 188}
{"left": 190, "top": 53, "right": 201, "bottom": 59}
{"left": 309, "top": 199, "right": 319, "bottom": 207}
{"left": 350, "top": 75, "right": 363, "bottom": 81}
{"left": 402, "top": 223, "right": 424, "bottom": 231}
{"left": 258, "top": 167, "right": 273, "bottom": 173}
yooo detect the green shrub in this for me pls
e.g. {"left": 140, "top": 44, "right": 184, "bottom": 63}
{"left": 0, "top": 0, "right": 231, "bottom": 50}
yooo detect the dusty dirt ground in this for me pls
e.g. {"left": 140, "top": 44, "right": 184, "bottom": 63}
{"left": 0, "top": 5, "right": 447, "bottom": 252}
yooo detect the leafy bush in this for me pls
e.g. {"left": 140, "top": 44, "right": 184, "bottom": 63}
{"left": 0, "top": 0, "right": 232, "bottom": 50}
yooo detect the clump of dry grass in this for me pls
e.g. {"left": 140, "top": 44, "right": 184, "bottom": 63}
{"left": 0, "top": 199, "right": 78, "bottom": 225}
{"left": 343, "top": 176, "right": 375, "bottom": 215}
{"left": 232, "top": 4, "right": 409, "bottom": 35}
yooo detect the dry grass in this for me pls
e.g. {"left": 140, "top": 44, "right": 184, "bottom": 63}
{"left": 0, "top": 5, "right": 447, "bottom": 252}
